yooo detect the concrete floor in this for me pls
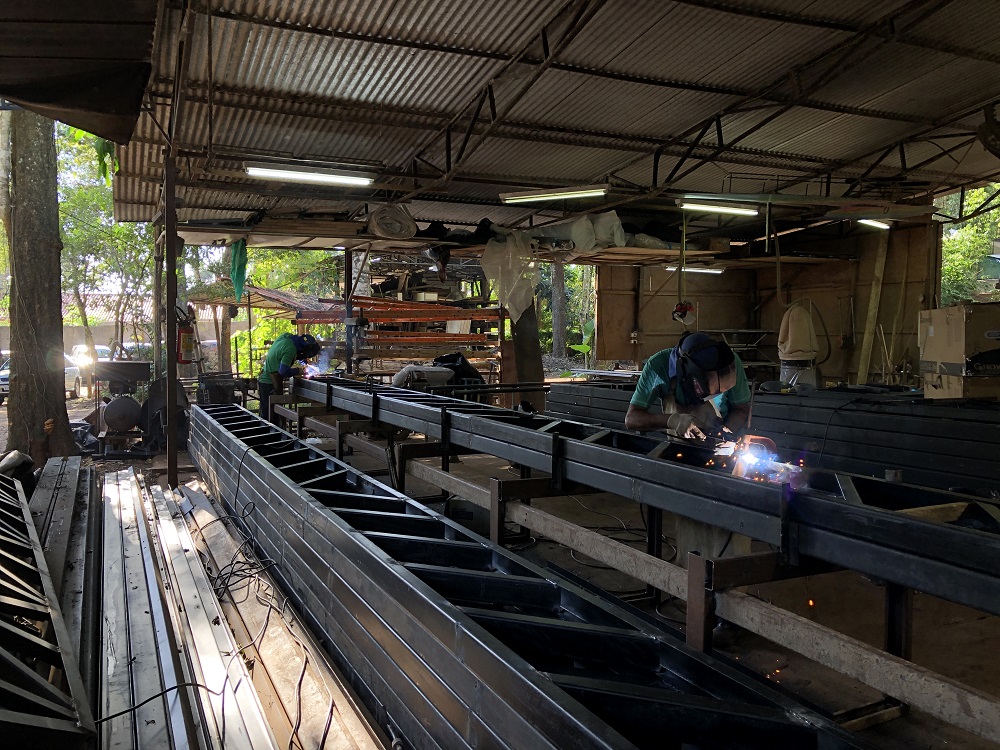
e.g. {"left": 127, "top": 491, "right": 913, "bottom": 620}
{"left": 355, "top": 449, "right": 1000, "bottom": 750}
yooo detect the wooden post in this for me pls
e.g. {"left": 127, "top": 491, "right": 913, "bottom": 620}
{"left": 510, "top": 304, "right": 545, "bottom": 412}
{"left": 857, "top": 231, "right": 889, "bottom": 384}
{"left": 153, "top": 243, "right": 163, "bottom": 380}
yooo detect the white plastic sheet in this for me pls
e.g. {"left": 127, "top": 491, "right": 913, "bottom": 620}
{"left": 530, "top": 216, "right": 596, "bottom": 254}
{"left": 480, "top": 228, "right": 539, "bottom": 324}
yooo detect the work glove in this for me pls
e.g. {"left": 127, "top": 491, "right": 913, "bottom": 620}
{"left": 665, "top": 412, "right": 705, "bottom": 440}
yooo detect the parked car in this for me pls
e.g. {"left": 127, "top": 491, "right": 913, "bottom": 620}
{"left": 0, "top": 355, "right": 81, "bottom": 406}
{"left": 71, "top": 343, "right": 112, "bottom": 366}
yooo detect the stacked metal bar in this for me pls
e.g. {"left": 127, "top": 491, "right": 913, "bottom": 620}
{"left": 100, "top": 469, "right": 277, "bottom": 750}
{"left": 27, "top": 457, "right": 99, "bottom": 705}
{"left": 0, "top": 472, "right": 95, "bottom": 746}
{"left": 292, "top": 377, "right": 1000, "bottom": 617}
{"left": 191, "top": 403, "right": 871, "bottom": 750}
{"left": 750, "top": 391, "right": 1000, "bottom": 494}
{"left": 544, "top": 382, "right": 646, "bottom": 427}
{"left": 548, "top": 382, "right": 1000, "bottom": 496}
{"left": 147, "top": 480, "right": 278, "bottom": 749}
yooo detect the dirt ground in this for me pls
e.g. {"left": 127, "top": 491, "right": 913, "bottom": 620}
{"left": 0, "top": 393, "right": 96, "bottom": 453}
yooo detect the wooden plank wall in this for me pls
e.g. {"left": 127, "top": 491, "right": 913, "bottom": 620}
{"left": 595, "top": 264, "right": 755, "bottom": 361}
{"left": 756, "top": 224, "right": 941, "bottom": 384}
{"left": 593, "top": 223, "right": 941, "bottom": 382}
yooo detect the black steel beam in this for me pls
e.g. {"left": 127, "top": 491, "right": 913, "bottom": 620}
{"left": 292, "top": 378, "right": 1000, "bottom": 618}
{"left": 0, "top": 476, "right": 95, "bottom": 746}
{"left": 190, "top": 403, "right": 869, "bottom": 750}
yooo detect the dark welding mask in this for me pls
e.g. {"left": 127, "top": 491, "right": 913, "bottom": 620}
{"left": 676, "top": 332, "right": 731, "bottom": 404}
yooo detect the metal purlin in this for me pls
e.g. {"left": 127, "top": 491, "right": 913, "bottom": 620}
{"left": 290, "top": 377, "right": 1000, "bottom": 618}
{"left": 0, "top": 473, "right": 95, "bottom": 745}
{"left": 190, "top": 403, "right": 870, "bottom": 750}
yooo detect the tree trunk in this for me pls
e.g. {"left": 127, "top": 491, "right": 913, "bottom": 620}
{"left": 72, "top": 285, "right": 96, "bottom": 393}
{"left": 550, "top": 260, "right": 566, "bottom": 356}
{"left": 0, "top": 110, "right": 11, "bottom": 244}
{"left": 7, "top": 110, "right": 76, "bottom": 459}
{"left": 111, "top": 292, "right": 127, "bottom": 358}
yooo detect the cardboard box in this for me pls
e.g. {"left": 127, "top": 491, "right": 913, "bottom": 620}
{"left": 918, "top": 302, "right": 1000, "bottom": 377}
{"left": 922, "top": 373, "right": 1000, "bottom": 400}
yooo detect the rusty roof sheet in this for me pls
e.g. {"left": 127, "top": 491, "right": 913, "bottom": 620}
{"left": 0, "top": 1, "right": 156, "bottom": 143}
{"left": 111, "top": 0, "right": 1000, "bottom": 235}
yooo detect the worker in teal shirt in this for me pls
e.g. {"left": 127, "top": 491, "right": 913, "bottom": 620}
{"left": 258, "top": 333, "right": 320, "bottom": 422}
{"left": 625, "top": 332, "right": 751, "bottom": 439}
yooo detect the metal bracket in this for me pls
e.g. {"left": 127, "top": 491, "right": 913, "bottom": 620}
{"left": 779, "top": 483, "right": 800, "bottom": 566}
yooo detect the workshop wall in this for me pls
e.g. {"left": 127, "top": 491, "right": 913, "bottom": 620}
{"left": 756, "top": 223, "right": 941, "bottom": 385}
{"left": 596, "top": 264, "right": 755, "bottom": 361}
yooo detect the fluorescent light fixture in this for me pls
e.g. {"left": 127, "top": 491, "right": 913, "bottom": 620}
{"left": 245, "top": 165, "right": 373, "bottom": 187}
{"left": 665, "top": 266, "right": 725, "bottom": 274}
{"left": 679, "top": 202, "right": 759, "bottom": 216}
{"left": 858, "top": 219, "right": 891, "bottom": 230}
{"left": 500, "top": 185, "right": 608, "bottom": 204}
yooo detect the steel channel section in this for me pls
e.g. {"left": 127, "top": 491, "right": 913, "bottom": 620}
{"left": 190, "top": 404, "right": 868, "bottom": 750}
{"left": 293, "top": 378, "right": 1000, "bottom": 617}
{"left": 0, "top": 474, "right": 95, "bottom": 746}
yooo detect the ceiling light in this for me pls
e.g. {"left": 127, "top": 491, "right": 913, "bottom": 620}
{"left": 500, "top": 185, "right": 609, "bottom": 204}
{"left": 245, "top": 165, "right": 374, "bottom": 187}
{"left": 665, "top": 266, "right": 725, "bottom": 274}
{"left": 679, "top": 202, "right": 759, "bottom": 216}
{"left": 858, "top": 219, "right": 891, "bottom": 230}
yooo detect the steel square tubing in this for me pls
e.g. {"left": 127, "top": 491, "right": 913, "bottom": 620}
{"left": 760, "top": 422, "right": 999, "bottom": 468}
{"left": 363, "top": 534, "right": 498, "bottom": 569}
{"left": 281, "top": 520, "right": 554, "bottom": 750}
{"left": 193, "top": 429, "right": 631, "bottom": 748}
{"left": 307, "top": 385, "right": 1000, "bottom": 616}
{"left": 753, "top": 404, "right": 1000, "bottom": 455}
{"left": 192, "top": 407, "right": 868, "bottom": 750}
{"left": 552, "top": 675, "right": 818, "bottom": 749}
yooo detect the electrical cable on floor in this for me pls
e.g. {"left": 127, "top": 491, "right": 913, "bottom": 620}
{"left": 655, "top": 596, "right": 687, "bottom": 625}
{"left": 817, "top": 396, "right": 863, "bottom": 467}
{"left": 571, "top": 495, "right": 631, "bottom": 530}
{"left": 95, "top": 681, "right": 227, "bottom": 724}
{"left": 185, "top": 439, "right": 343, "bottom": 750}
{"left": 717, "top": 532, "right": 734, "bottom": 558}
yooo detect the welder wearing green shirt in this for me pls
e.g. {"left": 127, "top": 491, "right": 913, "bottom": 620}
{"left": 625, "top": 332, "right": 751, "bottom": 440}
{"left": 258, "top": 333, "right": 321, "bottom": 422}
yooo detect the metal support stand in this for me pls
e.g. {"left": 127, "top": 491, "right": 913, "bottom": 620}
{"left": 885, "top": 583, "right": 913, "bottom": 660}
{"left": 685, "top": 550, "right": 836, "bottom": 654}
{"left": 489, "top": 476, "right": 554, "bottom": 545}
{"left": 642, "top": 506, "right": 664, "bottom": 604}
{"left": 164, "top": 154, "right": 179, "bottom": 488}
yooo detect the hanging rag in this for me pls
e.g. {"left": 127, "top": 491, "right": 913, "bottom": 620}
{"left": 231, "top": 238, "right": 248, "bottom": 301}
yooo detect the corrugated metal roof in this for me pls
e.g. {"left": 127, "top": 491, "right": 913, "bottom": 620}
{"left": 114, "top": 0, "right": 1000, "bottom": 233}
{"left": 0, "top": 1, "right": 156, "bottom": 143}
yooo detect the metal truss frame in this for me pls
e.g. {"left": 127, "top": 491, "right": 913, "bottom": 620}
{"left": 191, "top": 403, "right": 872, "bottom": 750}
{"left": 0, "top": 474, "right": 95, "bottom": 746}
{"left": 292, "top": 377, "right": 1000, "bottom": 618}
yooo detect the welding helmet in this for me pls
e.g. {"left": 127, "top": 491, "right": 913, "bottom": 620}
{"left": 293, "top": 333, "right": 321, "bottom": 359}
{"left": 675, "top": 332, "right": 735, "bottom": 403}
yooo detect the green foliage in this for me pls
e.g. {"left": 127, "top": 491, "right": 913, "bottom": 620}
{"left": 566, "top": 319, "right": 596, "bottom": 355}
{"left": 65, "top": 127, "right": 118, "bottom": 185}
{"left": 248, "top": 247, "right": 340, "bottom": 296}
{"left": 536, "top": 262, "right": 596, "bottom": 357}
{"left": 57, "top": 126, "right": 154, "bottom": 342}
{"left": 937, "top": 186, "right": 1000, "bottom": 305}
{"left": 232, "top": 317, "right": 294, "bottom": 377}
